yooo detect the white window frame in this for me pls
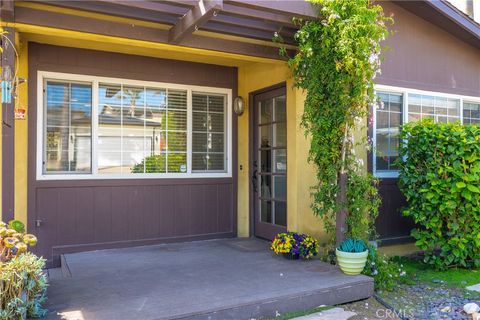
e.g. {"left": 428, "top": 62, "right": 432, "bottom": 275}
{"left": 37, "top": 71, "right": 233, "bottom": 180}
{"left": 373, "top": 84, "right": 480, "bottom": 178}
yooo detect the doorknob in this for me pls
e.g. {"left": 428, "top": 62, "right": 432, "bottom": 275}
{"left": 35, "top": 219, "right": 43, "bottom": 227}
{"left": 252, "top": 160, "right": 258, "bottom": 193}
{"left": 252, "top": 169, "right": 258, "bottom": 193}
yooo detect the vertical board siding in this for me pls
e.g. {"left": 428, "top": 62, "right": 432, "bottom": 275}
{"left": 379, "top": 1, "right": 480, "bottom": 98}
{"left": 34, "top": 182, "right": 234, "bottom": 265}
{"left": 204, "top": 184, "right": 219, "bottom": 234}
{"left": 28, "top": 43, "right": 237, "bottom": 266}
{"left": 375, "top": 179, "right": 415, "bottom": 244}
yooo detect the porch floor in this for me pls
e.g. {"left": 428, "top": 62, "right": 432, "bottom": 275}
{"left": 45, "top": 238, "right": 373, "bottom": 320}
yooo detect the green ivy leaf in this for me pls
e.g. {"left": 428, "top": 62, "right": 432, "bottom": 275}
{"left": 467, "top": 184, "right": 480, "bottom": 193}
{"left": 456, "top": 181, "right": 467, "bottom": 189}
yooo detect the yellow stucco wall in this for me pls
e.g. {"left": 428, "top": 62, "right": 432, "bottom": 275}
{"left": 236, "top": 63, "right": 292, "bottom": 237}
{"left": 0, "top": 32, "right": 28, "bottom": 224}
{"left": 237, "top": 64, "right": 329, "bottom": 241}
{"left": 14, "top": 34, "right": 28, "bottom": 225}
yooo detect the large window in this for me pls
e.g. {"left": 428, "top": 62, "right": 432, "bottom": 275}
{"left": 373, "top": 85, "right": 480, "bottom": 177}
{"left": 39, "top": 72, "right": 231, "bottom": 179}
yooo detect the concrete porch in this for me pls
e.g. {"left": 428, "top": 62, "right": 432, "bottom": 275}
{"left": 45, "top": 238, "right": 373, "bottom": 320}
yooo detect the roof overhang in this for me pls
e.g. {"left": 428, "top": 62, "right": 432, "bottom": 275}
{"left": 392, "top": 0, "right": 480, "bottom": 49}
{"left": 1, "top": 0, "right": 321, "bottom": 61}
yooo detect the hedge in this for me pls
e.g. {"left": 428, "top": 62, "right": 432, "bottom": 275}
{"left": 398, "top": 120, "right": 480, "bottom": 269}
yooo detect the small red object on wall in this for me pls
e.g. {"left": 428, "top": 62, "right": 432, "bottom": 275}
{"left": 14, "top": 108, "right": 26, "bottom": 120}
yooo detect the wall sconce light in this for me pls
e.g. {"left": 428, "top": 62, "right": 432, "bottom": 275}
{"left": 233, "top": 96, "right": 245, "bottom": 116}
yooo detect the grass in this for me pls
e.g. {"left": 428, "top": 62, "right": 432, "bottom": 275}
{"left": 264, "top": 305, "right": 332, "bottom": 320}
{"left": 392, "top": 256, "right": 480, "bottom": 288}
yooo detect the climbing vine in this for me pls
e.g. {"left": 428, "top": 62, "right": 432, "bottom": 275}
{"left": 283, "top": 0, "right": 391, "bottom": 244}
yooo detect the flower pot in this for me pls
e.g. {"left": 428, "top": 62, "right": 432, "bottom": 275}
{"left": 335, "top": 248, "right": 368, "bottom": 275}
{"left": 283, "top": 253, "right": 300, "bottom": 260}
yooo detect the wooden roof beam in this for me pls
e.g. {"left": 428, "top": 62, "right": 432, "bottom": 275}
{"left": 31, "top": 0, "right": 180, "bottom": 25}
{"left": 158, "top": 0, "right": 198, "bottom": 9}
{"left": 169, "top": 0, "right": 223, "bottom": 44}
{"left": 14, "top": 6, "right": 291, "bottom": 61}
{"left": 95, "top": 0, "right": 188, "bottom": 16}
{"left": 221, "top": 4, "right": 295, "bottom": 27}
{"left": 225, "top": 0, "right": 318, "bottom": 20}
{"left": 0, "top": 0, "right": 14, "bottom": 22}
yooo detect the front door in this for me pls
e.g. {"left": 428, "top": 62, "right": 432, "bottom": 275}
{"left": 252, "top": 86, "right": 287, "bottom": 239}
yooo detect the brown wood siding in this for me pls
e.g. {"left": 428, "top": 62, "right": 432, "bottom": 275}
{"left": 379, "top": 1, "right": 480, "bottom": 97}
{"left": 373, "top": 2, "right": 480, "bottom": 243}
{"left": 28, "top": 43, "right": 238, "bottom": 267}
{"left": 375, "top": 179, "right": 415, "bottom": 245}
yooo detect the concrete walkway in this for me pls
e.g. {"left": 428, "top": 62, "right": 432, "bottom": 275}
{"left": 45, "top": 238, "right": 372, "bottom": 320}
{"left": 292, "top": 308, "right": 356, "bottom": 320}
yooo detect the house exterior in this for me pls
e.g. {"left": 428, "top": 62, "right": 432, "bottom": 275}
{"left": 0, "top": 0, "right": 479, "bottom": 267}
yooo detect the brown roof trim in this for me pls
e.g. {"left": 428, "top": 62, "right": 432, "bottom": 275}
{"left": 441, "top": 0, "right": 480, "bottom": 28}
{"left": 392, "top": 0, "right": 480, "bottom": 49}
{"left": 14, "top": 6, "right": 294, "bottom": 60}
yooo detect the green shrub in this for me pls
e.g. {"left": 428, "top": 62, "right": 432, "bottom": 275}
{"left": 398, "top": 120, "right": 480, "bottom": 269}
{"left": 0, "top": 252, "right": 48, "bottom": 319}
{"left": 363, "top": 245, "right": 408, "bottom": 291}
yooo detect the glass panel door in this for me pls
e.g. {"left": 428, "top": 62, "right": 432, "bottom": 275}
{"left": 253, "top": 86, "right": 287, "bottom": 239}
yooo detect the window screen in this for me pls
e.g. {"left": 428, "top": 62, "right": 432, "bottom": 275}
{"left": 375, "top": 92, "right": 402, "bottom": 172}
{"left": 463, "top": 102, "right": 480, "bottom": 124}
{"left": 44, "top": 81, "right": 92, "bottom": 174}
{"left": 192, "top": 93, "right": 226, "bottom": 172}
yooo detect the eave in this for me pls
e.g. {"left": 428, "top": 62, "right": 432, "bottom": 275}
{"left": 1, "top": 1, "right": 321, "bottom": 61}
{"left": 393, "top": 0, "right": 480, "bottom": 49}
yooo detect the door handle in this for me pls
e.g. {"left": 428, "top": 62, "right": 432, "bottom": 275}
{"left": 35, "top": 219, "right": 43, "bottom": 228}
{"left": 252, "top": 169, "right": 258, "bottom": 194}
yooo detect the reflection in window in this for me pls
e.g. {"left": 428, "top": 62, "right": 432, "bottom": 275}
{"left": 408, "top": 94, "right": 460, "bottom": 123}
{"left": 44, "top": 81, "right": 92, "bottom": 173}
{"left": 192, "top": 93, "right": 226, "bottom": 172}
{"left": 375, "top": 92, "right": 402, "bottom": 172}
{"left": 98, "top": 84, "right": 187, "bottom": 174}
{"left": 463, "top": 102, "right": 480, "bottom": 124}
{"left": 257, "top": 94, "right": 287, "bottom": 227}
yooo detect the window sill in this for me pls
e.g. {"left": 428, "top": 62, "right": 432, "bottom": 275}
{"left": 373, "top": 171, "right": 399, "bottom": 179}
{"left": 36, "top": 172, "right": 232, "bottom": 181}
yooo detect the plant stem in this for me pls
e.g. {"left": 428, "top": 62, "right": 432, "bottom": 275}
{"left": 336, "top": 123, "right": 349, "bottom": 245}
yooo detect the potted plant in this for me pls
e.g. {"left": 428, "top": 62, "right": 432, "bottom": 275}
{"left": 336, "top": 238, "right": 369, "bottom": 275}
{"left": 271, "top": 232, "right": 319, "bottom": 260}
{"left": 0, "top": 219, "right": 47, "bottom": 319}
